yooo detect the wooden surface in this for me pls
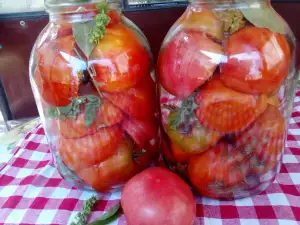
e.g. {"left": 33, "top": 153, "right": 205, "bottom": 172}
{"left": 0, "top": 4, "right": 299, "bottom": 119}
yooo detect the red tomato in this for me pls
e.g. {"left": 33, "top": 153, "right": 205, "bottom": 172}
{"left": 236, "top": 105, "right": 285, "bottom": 175}
{"left": 58, "top": 125, "right": 123, "bottom": 171}
{"left": 220, "top": 26, "right": 291, "bottom": 95}
{"left": 106, "top": 9, "right": 122, "bottom": 27}
{"left": 91, "top": 23, "right": 150, "bottom": 92}
{"left": 158, "top": 30, "right": 223, "bottom": 98}
{"left": 104, "top": 75, "right": 156, "bottom": 120}
{"left": 188, "top": 142, "right": 251, "bottom": 199}
{"left": 170, "top": 142, "right": 193, "bottom": 163}
{"left": 195, "top": 77, "right": 268, "bottom": 133}
{"left": 78, "top": 141, "right": 136, "bottom": 192}
{"left": 178, "top": 10, "right": 224, "bottom": 40}
{"left": 57, "top": 99, "right": 123, "bottom": 139}
{"left": 36, "top": 35, "right": 81, "bottom": 106}
{"left": 121, "top": 167, "right": 196, "bottom": 225}
{"left": 122, "top": 116, "right": 158, "bottom": 149}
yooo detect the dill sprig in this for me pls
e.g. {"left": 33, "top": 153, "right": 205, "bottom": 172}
{"left": 70, "top": 195, "right": 98, "bottom": 225}
{"left": 88, "top": 1, "right": 111, "bottom": 44}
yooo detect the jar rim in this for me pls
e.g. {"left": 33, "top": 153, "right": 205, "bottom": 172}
{"left": 45, "top": 0, "right": 121, "bottom": 13}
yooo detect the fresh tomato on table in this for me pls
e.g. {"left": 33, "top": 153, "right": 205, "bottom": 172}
{"left": 158, "top": 29, "right": 223, "bottom": 98}
{"left": 195, "top": 77, "right": 268, "bottom": 133}
{"left": 121, "top": 167, "right": 196, "bottom": 225}
{"left": 91, "top": 23, "right": 150, "bottom": 93}
{"left": 220, "top": 26, "right": 291, "bottom": 95}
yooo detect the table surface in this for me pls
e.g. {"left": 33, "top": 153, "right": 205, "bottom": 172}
{"left": 1, "top": 92, "right": 300, "bottom": 225}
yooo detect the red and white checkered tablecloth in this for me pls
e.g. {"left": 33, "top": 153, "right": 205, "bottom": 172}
{"left": 1, "top": 92, "right": 300, "bottom": 225}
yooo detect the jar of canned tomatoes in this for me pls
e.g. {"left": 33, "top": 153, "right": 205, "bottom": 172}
{"left": 158, "top": 0, "right": 297, "bottom": 199}
{"left": 29, "top": 0, "right": 159, "bottom": 192}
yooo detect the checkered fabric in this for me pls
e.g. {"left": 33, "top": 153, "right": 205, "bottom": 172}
{"left": 1, "top": 92, "right": 300, "bottom": 225}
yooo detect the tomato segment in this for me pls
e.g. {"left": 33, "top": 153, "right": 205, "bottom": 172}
{"left": 77, "top": 141, "right": 135, "bottom": 192}
{"left": 236, "top": 105, "right": 285, "bottom": 175}
{"left": 221, "top": 26, "right": 291, "bottom": 95}
{"left": 158, "top": 30, "right": 223, "bottom": 98}
{"left": 58, "top": 125, "right": 123, "bottom": 171}
{"left": 91, "top": 23, "right": 150, "bottom": 92}
{"left": 188, "top": 142, "right": 250, "bottom": 199}
{"left": 195, "top": 77, "right": 268, "bottom": 133}
{"left": 35, "top": 35, "right": 81, "bottom": 106}
{"left": 178, "top": 10, "right": 224, "bottom": 40}
{"left": 104, "top": 75, "right": 156, "bottom": 120}
{"left": 122, "top": 117, "right": 158, "bottom": 149}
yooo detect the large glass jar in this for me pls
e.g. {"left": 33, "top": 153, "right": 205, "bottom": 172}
{"left": 158, "top": 0, "right": 297, "bottom": 199}
{"left": 29, "top": 0, "right": 159, "bottom": 192}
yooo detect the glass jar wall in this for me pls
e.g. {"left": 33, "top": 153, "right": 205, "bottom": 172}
{"left": 158, "top": 0, "right": 297, "bottom": 199}
{"left": 29, "top": 0, "right": 159, "bottom": 192}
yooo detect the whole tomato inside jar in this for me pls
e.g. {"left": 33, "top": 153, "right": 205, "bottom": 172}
{"left": 158, "top": 0, "right": 297, "bottom": 199}
{"left": 29, "top": 0, "right": 159, "bottom": 192}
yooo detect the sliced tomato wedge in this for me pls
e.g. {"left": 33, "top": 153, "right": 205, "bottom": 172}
{"left": 104, "top": 75, "right": 156, "bottom": 120}
{"left": 35, "top": 35, "right": 82, "bottom": 106}
{"left": 58, "top": 125, "right": 123, "bottom": 171}
{"left": 195, "top": 77, "right": 268, "bottom": 133}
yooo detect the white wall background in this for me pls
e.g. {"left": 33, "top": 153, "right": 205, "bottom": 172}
{"left": 0, "top": 0, "right": 44, "bottom": 14}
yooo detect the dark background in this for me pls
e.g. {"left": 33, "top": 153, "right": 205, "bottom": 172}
{"left": 0, "top": 2, "right": 300, "bottom": 120}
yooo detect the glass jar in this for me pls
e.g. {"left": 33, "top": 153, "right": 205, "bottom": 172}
{"left": 29, "top": 0, "right": 159, "bottom": 192}
{"left": 158, "top": 0, "right": 297, "bottom": 199}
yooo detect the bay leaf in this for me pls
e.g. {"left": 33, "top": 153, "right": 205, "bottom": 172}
{"left": 240, "top": 1, "right": 286, "bottom": 34}
{"left": 84, "top": 95, "right": 101, "bottom": 128}
{"left": 87, "top": 202, "right": 120, "bottom": 225}
{"left": 72, "top": 21, "right": 96, "bottom": 58}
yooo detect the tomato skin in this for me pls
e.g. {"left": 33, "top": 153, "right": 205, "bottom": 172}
{"left": 57, "top": 99, "right": 124, "bottom": 139}
{"left": 170, "top": 142, "right": 193, "bottom": 163}
{"left": 158, "top": 30, "right": 223, "bottom": 98}
{"left": 195, "top": 77, "right": 268, "bottom": 133}
{"left": 77, "top": 141, "right": 135, "bottom": 192}
{"left": 58, "top": 125, "right": 123, "bottom": 171}
{"left": 178, "top": 10, "right": 224, "bottom": 40}
{"left": 104, "top": 75, "right": 156, "bottom": 120}
{"left": 188, "top": 142, "right": 250, "bottom": 199}
{"left": 236, "top": 105, "right": 285, "bottom": 175}
{"left": 35, "top": 35, "right": 81, "bottom": 106}
{"left": 121, "top": 167, "right": 196, "bottom": 225}
{"left": 122, "top": 116, "right": 158, "bottom": 149}
{"left": 91, "top": 23, "right": 150, "bottom": 93}
{"left": 220, "top": 26, "right": 291, "bottom": 95}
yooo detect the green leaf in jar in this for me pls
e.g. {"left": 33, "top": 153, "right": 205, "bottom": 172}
{"left": 239, "top": 1, "right": 286, "bottom": 34}
{"left": 87, "top": 202, "right": 121, "bottom": 225}
{"left": 46, "top": 95, "right": 101, "bottom": 128}
{"left": 84, "top": 95, "right": 101, "bottom": 128}
{"left": 72, "top": 21, "right": 97, "bottom": 58}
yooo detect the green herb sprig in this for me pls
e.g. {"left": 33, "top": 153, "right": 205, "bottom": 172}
{"left": 71, "top": 195, "right": 98, "bottom": 225}
{"left": 46, "top": 95, "right": 101, "bottom": 128}
{"left": 88, "top": 1, "right": 111, "bottom": 44}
